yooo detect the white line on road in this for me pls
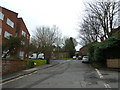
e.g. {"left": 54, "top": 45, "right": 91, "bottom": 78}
{"left": 33, "top": 71, "right": 38, "bottom": 73}
{"left": 104, "top": 83, "right": 111, "bottom": 88}
{"left": 95, "top": 68, "right": 111, "bottom": 88}
{"left": 95, "top": 68, "right": 103, "bottom": 78}
{"left": 0, "top": 71, "right": 38, "bottom": 85}
{"left": 0, "top": 77, "right": 20, "bottom": 85}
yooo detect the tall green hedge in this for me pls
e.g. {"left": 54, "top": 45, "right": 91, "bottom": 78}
{"left": 88, "top": 34, "right": 120, "bottom": 66}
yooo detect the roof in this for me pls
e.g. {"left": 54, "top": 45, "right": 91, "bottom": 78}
{"left": 0, "top": 6, "right": 18, "bottom": 15}
{"left": 0, "top": 6, "right": 30, "bottom": 36}
{"left": 18, "top": 18, "right": 30, "bottom": 36}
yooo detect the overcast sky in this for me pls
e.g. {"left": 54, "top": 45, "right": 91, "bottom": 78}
{"left": 0, "top": 0, "right": 92, "bottom": 50}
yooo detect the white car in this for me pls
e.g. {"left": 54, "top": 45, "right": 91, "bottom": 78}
{"left": 29, "top": 53, "right": 44, "bottom": 59}
{"left": 73, "top": 56, "right": 76, "bottom": 60}
{"left": 82, "top": 56, "right": 89, "bottom": 63}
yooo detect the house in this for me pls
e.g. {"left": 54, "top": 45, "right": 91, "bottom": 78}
{"left": 16, "top": 18, "right": 30, "bottom": 59}
{"left": 0, "top": 6, "right": 30, "bottom": 59}
{"left": 78, "top": 45, "right": 88, "bottom": 56}
{"left": 51, "top": 51, "right": 69, "bottom": 59}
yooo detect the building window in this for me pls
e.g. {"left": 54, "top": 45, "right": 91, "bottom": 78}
{"left": 27, "top": 34, "right": 29, "bottom": 39}
{"left": 0, "top": 28, "right": 2, "bottom": 35}
{"left": 7, "top": 18, "right": 14, "bottom": 28}
{"left": 4, "top": 31, "right": 12, "bottom": 39}
{"left": 21, "top": 41, "right": 25, "bottom": 45}
{"left": 15, "top": 33, "right": 18, "bottom": 37}
{"left": 0, "top": 12, "right": 4, "bottom": 20}
{"left": 19, "top": 51, "right": 24, "bottom": 59}
{"left": 22, "top": 30, "right": 26, "bottom": 37}
{"left": 26, "top": 54, "right": 27, "bottom": 57}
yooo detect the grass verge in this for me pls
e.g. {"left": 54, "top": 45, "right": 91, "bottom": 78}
{"left": 23, "top": 59, "right": 47, "bottom": 66}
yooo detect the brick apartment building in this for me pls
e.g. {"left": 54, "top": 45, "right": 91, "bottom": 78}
{"left": 0, "top": 6, "right": 30, "bottom": 59}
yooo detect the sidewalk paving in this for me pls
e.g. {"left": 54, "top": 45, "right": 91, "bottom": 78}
{"left": 2, "top": 61, "right": 59, "bottom": 83}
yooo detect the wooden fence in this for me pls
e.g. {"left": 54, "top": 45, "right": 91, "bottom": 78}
{"left": 107, "top": 59, "right": 120, "bottom": 68}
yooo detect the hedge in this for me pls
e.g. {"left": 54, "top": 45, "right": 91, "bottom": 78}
{"left": 88, "top": 34, "right": 120, "bottom": 66}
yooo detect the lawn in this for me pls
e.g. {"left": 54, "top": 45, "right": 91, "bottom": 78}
{"left": 23, "top": 59, "right": 47, "bottom": 66}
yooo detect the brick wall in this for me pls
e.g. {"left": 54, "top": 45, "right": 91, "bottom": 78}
{"left": 1, "top": 7, "right": 18, "bottom": 44}
{"left": 2, "top": 59, "right": 28, "bottom": 75}
{"left": 1, "top": 7, "right": 30, "bottom": 59}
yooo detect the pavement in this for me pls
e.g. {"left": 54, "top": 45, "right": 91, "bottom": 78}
{"left": 2, "top": 61, "right": 59, "bottom": 83}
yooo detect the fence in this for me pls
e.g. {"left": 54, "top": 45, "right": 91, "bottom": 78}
{"left": 107, "top": 59, "right": 120, "bottom": 68}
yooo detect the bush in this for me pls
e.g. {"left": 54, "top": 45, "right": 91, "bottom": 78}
{"left": 88, "top": 35, "right": 120, "bottom": 67}
{"left": 26, "top": 61, "right": 34, "bottom": 68}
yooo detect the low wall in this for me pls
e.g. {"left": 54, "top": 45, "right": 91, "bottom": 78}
{"left": 107, "top": 59, "right": 120, "bottom": 68}
{"left": 2, "top": 59, "right": 28, "bottom": 75}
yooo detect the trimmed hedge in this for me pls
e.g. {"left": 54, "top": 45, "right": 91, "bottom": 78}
{"left": 88, "top": 34, "right": 120, "bottom": 66}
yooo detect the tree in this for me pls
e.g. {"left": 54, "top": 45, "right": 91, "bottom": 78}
{"left": 2, "top": 36, "right": 22, "bottom": 59}
{"left": 78, "top": 0, "right": 120, "bottom": 46}
{"left": 32, "top": 25, "right": 62, "bottom": 60}
{"left": 28, "top": 42, "right": 37, "bottom": 53}
{"left": 63, "top": 37, "right": 77, "bottom": 58}
{"left": 78, "top": 14, "right": 102, "bottom": 45}
{"left": 87, "top": 0, "right": 120, "bottom": 38}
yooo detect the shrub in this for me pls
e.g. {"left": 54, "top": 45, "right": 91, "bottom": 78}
{"left": 88, "top": 34, "right": 120, "bottom": 66}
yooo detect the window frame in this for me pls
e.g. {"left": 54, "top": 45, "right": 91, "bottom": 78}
{"left": 6, "top": 18, "right": 14, "bottom": 28}
{"left": 0, "top": 12, "right": 4, "bottom": 20}
{"left": 22, "top": 30, "right": 26, "bottom": 37}
{"left": 19, "top": 51, "right": 24, "bottom": 59}
{"left": 21, "top": 41, "right": 25, "bottom": 45}
{"left": 4, "top": 31, "right": 12, "bottom": 39}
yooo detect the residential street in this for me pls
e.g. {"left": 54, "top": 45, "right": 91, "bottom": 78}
{"left": 2, "top": 60, "right": 119, "bottom": 88}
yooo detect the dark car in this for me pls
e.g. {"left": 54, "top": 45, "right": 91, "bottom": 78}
{"left": 78, "top": 56, "right": 82, "bottom": 60}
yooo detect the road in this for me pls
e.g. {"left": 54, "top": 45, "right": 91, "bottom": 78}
{"left": 2, "top": 60, "right": 119, "bottom": 88}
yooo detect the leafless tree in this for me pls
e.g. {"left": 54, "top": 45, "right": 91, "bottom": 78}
{"left": 78, "top": 0, "right": 120, "bottom": 46}
{"left": 31, "top": 25, "right": 62, "bottom": 59}
{"left": 78, "top": 15, "right": 101, "bottom": 45}
{"left": 87, "top": 0, "right": 120, "bottom": 38}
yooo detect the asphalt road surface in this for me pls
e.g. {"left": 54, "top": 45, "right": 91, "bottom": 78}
{"left": 2, "top": 60, "right": 119, "bottom": 88}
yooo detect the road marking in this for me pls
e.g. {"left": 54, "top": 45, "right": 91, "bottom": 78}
{"left": 95, "top": 68, "right": 111, "bottom": 88}
{"left": 0, "top": 77, "right": 19, "bottom": 85}
{"left": 104, "top": 83, "right": 111, "bottom": 88}
{"left": 95, "top": 68, "right": 103, "bottom": 78}
{"left": 1, "top": 71, "right": 38, "bottom": 85}
{"left": 33, "top": 71, "right": 38, "bottom": 73}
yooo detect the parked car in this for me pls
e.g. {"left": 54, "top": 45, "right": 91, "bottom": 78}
{"left": 82, "top": 56, "right": 89, "bottom": 63}
{"left": 78, "top": 56, "right": 82, "bottom": 60}
{"left": 73, "top": 56, "right": 76, "bottom": 60}
{"left": 29, "top": 53, "right": 44, "bottom": 59}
